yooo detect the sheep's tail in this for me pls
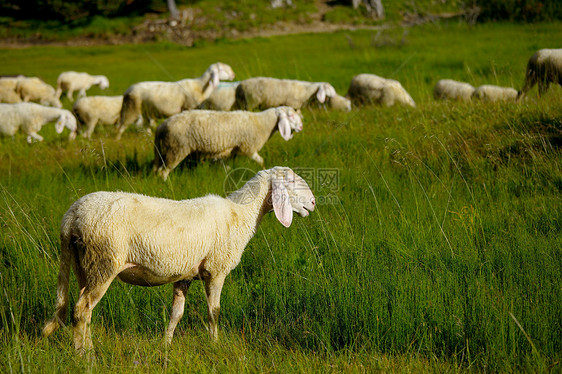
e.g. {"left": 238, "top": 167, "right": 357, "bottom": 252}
{"left": 54, "top": 77, "right": 62, "bottom": 99}
{"left": 42, "top": 230, "right": 73, "bottom": 338}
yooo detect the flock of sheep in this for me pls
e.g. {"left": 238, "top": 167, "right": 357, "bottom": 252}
{"left": 2, "top": 47, "right": 559, "bottom": 354}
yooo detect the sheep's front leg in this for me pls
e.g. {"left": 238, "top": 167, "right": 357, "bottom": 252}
{"left": 78, "top": 89, "right": 87, "bottom": 99}
{"left": 538, "top": 80, "right": 550, "bottom": 97}
{"left": 66, "top": 90, "right": 74, "bottom": 101}
{"left": 165, "top": 280, "right": 192, "bottom": 345}
{"left": 204, "top": 274, "right": 226, "bottom": 341}
{"left": 26, "top": 132, "right": 43, "bottom": 143}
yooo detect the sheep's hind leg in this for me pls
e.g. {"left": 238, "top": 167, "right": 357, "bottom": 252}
{"left": 165, "top": 280, "right": 192, "bottom": 344}
{"left": 249, "top": 152, "right": 264, "bottom": 167}
{"left": 203, "top": 274, "right": 226, "bottom": 341}
{"left": 73, "top": 276, "right": 115, "bottom": 355}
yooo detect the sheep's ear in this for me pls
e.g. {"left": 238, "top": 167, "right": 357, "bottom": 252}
{"left": 210, "top": 70, "right": 220, "bottom": 89}
{"left": 272, "top": 179, "right": 293, "bottom": 227}
{"left": 316, "top": 85, "right": 327, "bottom": 103}
{"left": 277, "top": 111, "right": 292, "bottom": 141}
{"left": 55, "top": 116, "right": 65, "bottom": 134}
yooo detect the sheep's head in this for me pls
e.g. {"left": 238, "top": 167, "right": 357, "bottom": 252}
{"left": 270, "top": 166, "right": 316, "bottom": 227}
{"left": 327, "top": 94, "right": 352, "bottom": 112}
{"left": 208, "top": 63, "right": 236, "bottom": 89}
{"left": 316, "top": 83, "right": 337, "bottom": 103}
{"left": 96, "top": 76, "right": 110, "bottom": 90}
{"left": 55, "top": 110, "right": 77, "bottom": 134}
{"left": 276, "top": 106, "right": 303, "bottom": 141}
{"left": 42, "top": 96, "right": 62, "bottom": 109}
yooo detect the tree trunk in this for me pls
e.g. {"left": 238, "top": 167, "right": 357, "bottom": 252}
{"left": 365, "top": 0, "right": 385, "bottom": 19}
{"left": 167, "top": 0, "right": 179, "bottom": 18}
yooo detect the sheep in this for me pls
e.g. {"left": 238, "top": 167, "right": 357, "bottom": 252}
{"left": 234, "top": 77, "right": 347, "bottom": 111}
{"left": 16, "top": 77, "right": 62, "bottom": 108}
{"left": 0, "top": 102, "right": 77, "bottom": 143}
{"left": 347, "top": 73, "right": 416, "bottom": 107}
{"left": 518, "top": 48, "right": 562, "bottom": 99}
{"left": 433, "top": 79, "right": 475, "bottom": 101}
{"left": 56, "top": 71, "right": 110, "bottom": 101}
{"left": 117, "top": 62, "right": 235, "bottom": 139}
{"left": 153, "top": 106, "right": 303, "bottom": 181}
{"left": 0, "top": 86, "right": 22, "bottom": 104}
{"left": 472, "top": 85, "right": 518, "bottom": 102}
{"left": 198, "top": 82, "right": 240, "bottom": 111}
{"left": 42, "top": 166, "right": 315, "bottom": 353}
{"left": 73, "top": 96, "right": 123, "bottom": 139}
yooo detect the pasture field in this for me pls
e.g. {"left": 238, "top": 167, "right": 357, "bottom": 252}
{"left": 1, "top": 22, "right": 561, "bottom": 372}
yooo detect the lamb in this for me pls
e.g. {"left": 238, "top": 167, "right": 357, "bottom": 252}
{"left": 72, "top": 95, "right": 123, "bottom": 139}
{"left": 518, "top": 48, "right": 562, "bottom": 99}
{"left": 0, "top": 102, "right": 77, "bottom": 143}
{"left": 153, "top": 106, "right": 303, "bottom": 181}
{"left": 56, "top": 71, "right": 110, "bottom": 101}
{"left": 16, "top": 77, "right": 62, "bottom": 108}
{"left": 472, "top": 85, "right": 518, "bottom": 102}
{"left": 234, "top": 77, "right": 348, "bottom": 111}
{"left": 117, "top": 62, "right": 235, "bottom": 139}
{"left": 198, "top": 82, "right": 240, "bottom": 111}
{"left": 347, "top": 73, "right": 416, "bottom": 107}
{"left": 42, "top": 166, "right": 315, "bottom": 353}
{"left": 433, "top": 79, "right": 475, "bottom": 101}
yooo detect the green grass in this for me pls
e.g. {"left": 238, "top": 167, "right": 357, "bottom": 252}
{"left": 1, "top": 22, "right": 561, "bottom": 372}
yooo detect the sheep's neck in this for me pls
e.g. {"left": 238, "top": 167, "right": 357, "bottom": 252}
{"left": 227, "top": 172, "right": 272, "bottom": 236}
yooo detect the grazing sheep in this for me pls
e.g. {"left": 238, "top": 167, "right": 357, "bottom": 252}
{"left": 433, "top": 79, "right": 475, "bottom": 101}
{"left": 0, "top": 75, "right": 25, "bottom": 90}
{"left": 472, "top": 85, "right": 518, "bottom": 102}
{"left": 234, "top": 77, "right": 345, "bottom": 111}
{"left": 154, "top": 106, "right": 303, "bottom": 180}
{"left": 347, "top": 74, "right": 416, "bottom": 107}
{"left": 117, "top": 63, "right": 235, "bottom": 139}
{"left": 0, "top": 102, "right": 77, "bottom": 143}
{"left": 73, "top": 95, "right": 123, "bottom": 139}
{"left": 518, "top": 48, "right": 562, "bottom": 99}
{"left": 42, "top": 166, "right": 315, "bottom": 353}
{"left": 16, "top": 77, "right": 62, "bottom": 108}
{"left": 56, "top": 71, "right": 110, "bottom": 101}
{"left": 0, "top": 86, "right": 22, "bottom": 104}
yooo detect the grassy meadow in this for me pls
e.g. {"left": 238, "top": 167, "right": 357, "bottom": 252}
{"left": 1, "top": 22, "right": 561, "bottom": 372}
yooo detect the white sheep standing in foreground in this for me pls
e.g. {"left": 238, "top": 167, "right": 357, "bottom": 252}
{"left": 518, "top": 48, "right": 562, "bottom": 99}
{"left": 0, "top": 102, "right": 77, "bottom": 143}
{"left": 472, "top": 85, "right": 518, "bottom": 102}
{"left": 234, "top": 77, "right": 348, "bottom": 111}
{"left": 198, "top": 81, "right": 240, "bottom": 111}
{"left": 153, "top": 106, "right": 303, "bottom": 180}
{"left": 433, "top": 79, "right": 475, "bottom": 101}
{"left": 347, "top": 73, "right": 416, "bottom": 107}
{"left": 42, "top": 166, "right": 315, "bottom": 353}
{"left": 56, "top": 71, "right": 110, "bottom": 101}
{"left": 16, "top": 77, "right": 62, "bottom": 108}
{"left": 117, "top": 62, "right": 235, "bottom": 139}
{"left": 72, "top": 95, "right": 123, "bottom": 139}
